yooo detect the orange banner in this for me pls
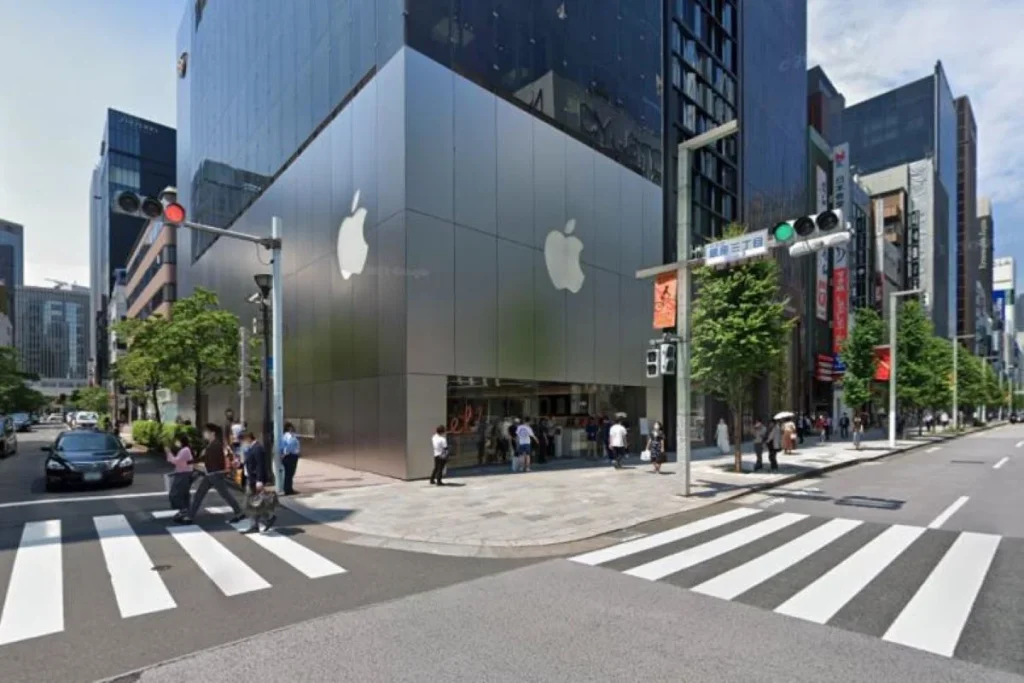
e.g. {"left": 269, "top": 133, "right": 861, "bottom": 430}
{"left": 873, "top": 347, "right": 891, "bottom": 381}
{"left": 653, "top": 272, "right": 677, "bottom": 329}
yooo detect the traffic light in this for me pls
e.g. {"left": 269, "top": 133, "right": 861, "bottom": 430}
{"left": 113, "top": 186, "right": 186, "bottom": 226}
{"left": 659, "top": 342, "right": 677, "bottom": 375}
{"left": 646, "top": 348, "right": 661, "bottom": 378}
{"left": 771, "top": 209, "right": 848, "bottom": 257}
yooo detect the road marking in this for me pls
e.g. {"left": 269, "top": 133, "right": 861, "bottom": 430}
{"left": 205, "top": 506, "right": 235, "bottom": 515}
{"left": 993, "top": 457, "right": 1009, "bottom": 469}
{"left": 0, "top": 520, "right": 63, "bottom": 645}
{"left": 569, "top": 507, "right": 762, "bottom": 566}
{"left": 775, "top": 524, "right": 925, "bottom": 624}
{"left": 229, "top": 521, "right": 346, "bottom": 578}
{"left": 883, "top": 532, "right": 1000, "bottom": 656}
{"left": 151, "top": 510, "right": 179, "bottom": 519}
{"left": 928, "top": 496, "right": 969, "bottom": 529}
{"left": 624, "top": 513, "right": 807, "bottom": 581}
{"left": 166, "top": 525, "right": 270, "bottom": 596}
{"left": 1016, "top": 440, "right": 1024, "bottom": 448}
{"left": 94, "top": 515, "right": 176, "bottom": 618}
{"left": 0, "top": 491, "right": 166, "bottom": 510}
{"left": 692, "top": 517, "right": 862, "bottom": 600}
{"left": 926, "top": 446, "right": 941, "bottom": 453}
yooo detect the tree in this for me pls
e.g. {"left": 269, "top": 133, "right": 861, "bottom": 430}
{"left": 691, "top": 224, "right": 792, "bottom": 472}
{"left": 955, "top": 347, "right": 985, "bottom": 413}
{"left": 113, "top": 315, "right": 174, "bottom": 424}
{"left": 920, "top": 335, "right": 953, "bottom": 412}
{"left": 893, "top": 299, "right": 935, "bottom": 418}
{"left": 839, "top": 307, "right": 883, "bottom": 414}
{"left": 162, "top": 288, "right": 243, "bottom": 426}
{"left": 75, "top": 385, "right": 110, "bottom": 413}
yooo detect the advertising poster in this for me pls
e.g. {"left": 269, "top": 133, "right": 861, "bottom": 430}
{"left": 873, "top": 347, "right": 891, "bottom": 381}
{"left": 815, "top": 166, "right": 829, "bottom": 321}
{"left": 832, "top": 144, "right": 851, "bottom": 353}
{"left": 653, "top": 271, "right": 677, "bottom": 329}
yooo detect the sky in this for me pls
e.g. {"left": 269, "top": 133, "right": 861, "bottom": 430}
{"left": 0, "top": 0, "right": 1021, "bottom": 287}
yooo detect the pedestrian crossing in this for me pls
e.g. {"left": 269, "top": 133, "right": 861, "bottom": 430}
{"left": 570, "top": 507, "right": 1015, "bottom": 662}
{"left": 0, "top": 509, "right": 347, "bottom": 647}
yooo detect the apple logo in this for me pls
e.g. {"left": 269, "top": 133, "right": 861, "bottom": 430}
{"left": 544, "top": 218, "right": 585, "bottom": 293}
{"left": 337, "top": 190, "right": 368, "bottom": 279}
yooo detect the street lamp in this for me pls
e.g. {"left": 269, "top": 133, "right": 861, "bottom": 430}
{"left": 253, "top": 274, "right": 273, "bottom": 453}
{"left": 888, "top": 289, "right": 922, "bottom": 447}
{"left": 951, "top": 333, "right": 974, "bottom": 431}
{"left": 676, "top": 120, "right": 738, "bottom": 496}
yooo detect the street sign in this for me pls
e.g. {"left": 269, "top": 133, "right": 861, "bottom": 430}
{"left": 703, "top": 229, "right": 769, "bottom": 267}
{"left": 267, "top": 355, "right": 273, "bottom": 372}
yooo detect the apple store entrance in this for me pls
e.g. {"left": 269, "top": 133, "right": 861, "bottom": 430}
{"left": 444, "top": 376, "right": 645, "bottom": 470}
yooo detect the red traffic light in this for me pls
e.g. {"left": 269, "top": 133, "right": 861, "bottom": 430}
{"left": 163, "top": 202, "right": 186, "bottom": 225}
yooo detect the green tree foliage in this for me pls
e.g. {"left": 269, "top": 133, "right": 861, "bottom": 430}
{"left": 839, "top": 307, "right": 883, "bottom": 413}
{"left": 112, "top": 315, "right": 174, "bottom": 424}
{"left": 893, "top": 300, "right": 935, "bottom": 415}
{"left": 74, "top": 385, "right": 110, "bottom": 413}
{"left": 691, "top": 224, "right": 792, "bottom": 472}
{"left": 955, "top": 345, "right": 985, "bottom": 411}
{"left": 162, "top": 288, "right": 243, "bottom": 426}
{"left": 920, "top": 335, "right": 953, "bottom": 412}
{"left": 0, "top": 347, "right": 48, "bottom": 413}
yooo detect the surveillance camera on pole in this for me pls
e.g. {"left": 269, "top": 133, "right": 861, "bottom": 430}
{"left": 113, "top": 185, "right": 186, "bottom": 225}
{"left": 771, "top": 209, "right": 849, "bottom": 257}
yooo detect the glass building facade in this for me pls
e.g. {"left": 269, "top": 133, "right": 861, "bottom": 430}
{"left": 177, "top": 0, "right": 662, "bottom": 479}
{"left": 14, "top": 286, "right": 89, "bottom": 382}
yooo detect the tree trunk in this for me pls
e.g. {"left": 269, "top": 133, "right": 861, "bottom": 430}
{"left": 732, "top": 404, "right": 744, "bottom": 473}
{"left": 149, "top": 382, "right": 162, "bottom": 424}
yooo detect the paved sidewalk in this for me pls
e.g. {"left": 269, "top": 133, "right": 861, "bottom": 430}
{"left": 281, "top": 424, "right": 993, "bottom": 556}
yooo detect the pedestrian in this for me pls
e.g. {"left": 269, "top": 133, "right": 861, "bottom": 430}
{"left": 599, "top": 417, "right": 613, "bottom": 463}
{"left": 816, "top": 414, "right": 826, "bottom": 444}
{"left": 852, "top": 413, "right": 864, "bottom": 450}
{"left": 508, "top": 418, "right": 521, "bottom": 471}
{"left": 429, "top": 425, "right": 448, "bottom": 485}
{"left": 239, "top": 431, "right": 276, "bottom": 534}
{"left": 765, "top": 420, "right": 780, "bottom": 471}
{"left": 585, "top": 417, "right": 599, "bottom": 460}
{"left": 166, "top": 434, "right": 195, "bottom": 523}
{"left": 280, "top": 421, "right": 301, "bottom": 495}
{"left": 715, "top": 417, "right": 730, "bottom": 454}
{"left": 608, "top": 418, "right": 628, "bottom": 469}
{"left": 796, "top": 414, "right": 806, "bottom": 444}
{"left": 646, "top": 420, "right": 666, "bottom": 473}
{"left": 184, "top": 424, "right": 246, "bottom": 524}
{"left": 839, "top": 412, "right": 850, "bottom": 439}
{"left": 516, "top": 417, "right": 538, "bottom": 472}
{"left": 783, "top": 418, "right": 796, "bottom": 454}
{"left": 752, "top": 418, "right": 766, "bottom": 470}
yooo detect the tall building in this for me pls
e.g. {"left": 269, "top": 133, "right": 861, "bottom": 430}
{"left": 978, "top": 197, "right": 995, "bottom": 322}
{"left": 664, "top": 0, "right": 741, "bottom": 439}
{"left": 89, "top": 109, "right": 176, "bottom": 385}
{"left": 14, "top": 285, "right": 90, "bottom": 395}
{"left": 955, "top": 96, "right": 979, "bottom": 347}
{"left": 125, "top": 218, "right": 177, "bottom": 321}
{"left": 993, "top": 257, "right": 1017, "bottom": 377}
{"left": 843, "top": 62, "right": 959, "bottom": 333}
{"left": 0, "top": 219, "right": 25, "bottom": 324}
{"left": 177, "top": 1, "right": 662, "bottom": 479}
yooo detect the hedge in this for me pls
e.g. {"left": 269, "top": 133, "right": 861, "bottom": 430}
{"left": 131, "top": 420, "right": 200, "bottom": 451}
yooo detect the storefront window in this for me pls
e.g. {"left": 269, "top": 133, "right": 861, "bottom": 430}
{"left": 444, "top": 376, "right": 646, "bottom": 470}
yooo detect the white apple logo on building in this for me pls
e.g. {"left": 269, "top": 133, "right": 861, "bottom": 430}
{"left": 544, "top": 218, "right": 585, "bottom": 293}
{"left": 337, "top": 190, "right": 368, "bottom": 279}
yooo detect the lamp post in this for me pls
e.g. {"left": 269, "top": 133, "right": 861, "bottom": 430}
{"left": 951, "top": 333, "right": 975, "bottom": 432}
{"left": 254, "top": 274, "right": 273, "bottom": 454}
{"left": 675, "top": 120, "right": 739, "bottom": 496}
{"left": 888, "top": 289, "right": 922, "bottom": 447}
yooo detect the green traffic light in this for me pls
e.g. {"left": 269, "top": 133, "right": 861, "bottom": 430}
{"left": 773, "top": 222, "right": 795, "bottom": 242}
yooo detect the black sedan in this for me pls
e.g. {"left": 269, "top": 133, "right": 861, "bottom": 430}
{"left": 43, "top": 430, "right": 134, "bottom": 491}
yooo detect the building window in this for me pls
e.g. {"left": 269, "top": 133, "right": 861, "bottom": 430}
{"left": 672, "top": 58, "right": 682, "bottom": 88}
{"left": 684, "top": 70, "right": 698, "bottom": 100}
{"left": 722, "top": 3, "right": 734, "bottom": 34}
{"left": 684, "top": 103, "right": 697, "bottom": 132}
{"left": 684, "top": 39, "right": 699, "bottom": 68}
{"left": 672, "top": 22, "right": 682, "bottom": 54}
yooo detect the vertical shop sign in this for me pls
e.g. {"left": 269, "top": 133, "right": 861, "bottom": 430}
{"left": 815, "top": 166, "right": 829, "bottom": 321}
{"left": 832, "top": 144, "right": 851, "bottom": 352}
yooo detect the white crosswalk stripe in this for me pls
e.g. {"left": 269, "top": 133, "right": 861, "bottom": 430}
{"left": 0, "top": 513, "right": 348, "bottom": 647}
{"left": 570, "top": 507, "right": 1009, "bottom": 661}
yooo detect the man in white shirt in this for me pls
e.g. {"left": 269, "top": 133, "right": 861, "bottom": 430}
{"left": 430, "top": 425, "right": 448, "bottom": 485}
{"left": 608, "top": 419, "right": 628, "bottom": 469}
{"left": 515, "top": 418, "right": 537, "bottom": 472}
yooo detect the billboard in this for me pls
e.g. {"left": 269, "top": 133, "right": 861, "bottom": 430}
{"left": 993, "top": 290, "right": 1007, "bottom": 322}
{"left": 816, "top": 165, "right": 829, "bottom": 321}
{"left": 652, "top": 272, "right": 677, "bottom": 329}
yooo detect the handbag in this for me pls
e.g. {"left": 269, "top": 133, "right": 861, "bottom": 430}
{"left": 245, "top": 488, "right": 279, "bottom": 514}
{"left": 640, "top": 450, "right": 652, "bottom": 462}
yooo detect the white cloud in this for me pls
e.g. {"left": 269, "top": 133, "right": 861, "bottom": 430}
{"left": 809, "top": 0, "right": 1024, "bottom": 252}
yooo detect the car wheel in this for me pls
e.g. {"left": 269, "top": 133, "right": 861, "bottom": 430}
{"left": 44, "top": 481, "right": 57, "bottom": 492}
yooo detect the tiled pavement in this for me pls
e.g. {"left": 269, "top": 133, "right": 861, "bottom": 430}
{"left": 282, "top": 425, "right": 989, "bottom": 556}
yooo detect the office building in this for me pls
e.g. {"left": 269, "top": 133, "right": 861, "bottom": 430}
{"left": 0, "top": 219, "right": 25, "bottom": 324}
{"left": 993, "top": 257, "right": 1017, "bottom": 376}
{"left": 0, "top": 312, "right": 11, "bottom": 347}
{"left": 14, "top": 285, "right": 90, "bottom": 394}
{"left": 955, "top": 96, "right": 979, "bottom": 348}
{"left": 125, "top": 219, "right": 177, "bottom": 321}
{"left": 89, "top": 109, "right": 176, "bottom": 385}
{"left": 177, "top": 1, "right": 662, "bottom": 478}
{"left": 843, "top": 61, "right": 958, "bottom": 332}
{"left": 977, "top": 197, "right": 995, "bottom": 354}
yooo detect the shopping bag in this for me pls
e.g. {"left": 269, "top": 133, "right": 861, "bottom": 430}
{"left": 640, "top": 450, "right": 652, "bottom": 462}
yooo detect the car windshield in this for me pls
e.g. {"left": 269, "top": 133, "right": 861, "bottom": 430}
{"left": 12, "top": 413, "right": 28, "bottom": 420}
{"left": 56, "top": 433, "right": 121, "bottom": 452}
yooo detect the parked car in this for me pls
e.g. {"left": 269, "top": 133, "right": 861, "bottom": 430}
{"left": 0, "top": 416, "right": 17, "bottom": 458}
{"left": 43, "top": 413, "right": 64, "bottom": 424}
{"left": 72, "top": 411, "right": 99, "bottom": 429}
{"left": 43, "top": 430, "right": 134, "bottom": 491}
{"left": 11, "top": 413, "right": 31, "bottom": 432}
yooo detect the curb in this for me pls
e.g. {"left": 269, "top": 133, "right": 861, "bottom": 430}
{"left": 283, "top": 422, "right": 1007, "bottom": 558}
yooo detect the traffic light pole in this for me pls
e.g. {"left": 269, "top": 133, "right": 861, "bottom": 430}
{"left": 178, "top": 217, "right": 286, "bottom": 491}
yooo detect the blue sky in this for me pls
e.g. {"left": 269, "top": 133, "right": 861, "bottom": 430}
{"left": 0, "top": 0, "right": 1021, "bottom": 288}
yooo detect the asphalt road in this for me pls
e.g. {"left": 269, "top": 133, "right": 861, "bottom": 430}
{"left": 117, "top": 560, "right": 1022, "bottom": 683}
{"left": 0, "top": 430, "right": 533, "bottom": 683}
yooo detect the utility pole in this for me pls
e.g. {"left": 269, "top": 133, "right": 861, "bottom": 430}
{"left": 239, "top": 326, "right": 248, "bottom": 429}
